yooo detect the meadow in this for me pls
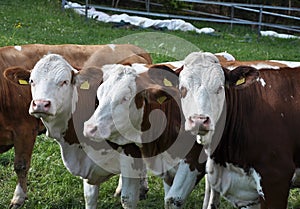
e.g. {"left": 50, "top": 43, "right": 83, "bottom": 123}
{"left": 0, "top": 0, "right": 299, "bottom": 208}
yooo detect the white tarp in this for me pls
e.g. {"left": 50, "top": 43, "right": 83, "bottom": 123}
{"left": 65, "top": 1, "right": 299, "bottom": 39}
{"left": 64, "top": 1, "right": 215, "bottom": 34}
{"left": 260, "top": 30, "right": 299, "bottom": 39}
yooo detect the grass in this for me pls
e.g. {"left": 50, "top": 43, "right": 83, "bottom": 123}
{"left": 0, "top": 0, "right": 299, "bottom": 208}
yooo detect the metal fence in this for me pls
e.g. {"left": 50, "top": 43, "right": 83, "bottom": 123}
{"left": 62, "top": 0, "right": 300, "bottom": 35}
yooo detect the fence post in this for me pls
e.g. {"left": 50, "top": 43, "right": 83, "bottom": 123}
{"left": 61, "top": 0, "right": 66, "bottom": 11}
{"left": 145, "top": 0, "right": 150, "bottom": 12}
{"left": 85, "top": 0, "right": 89, "bottom": 21}
{"left": 230, "top": 5, "right": 234, "bottom": 30}
{"left": 258, "top": 6, "right": 263, "bottom": 37}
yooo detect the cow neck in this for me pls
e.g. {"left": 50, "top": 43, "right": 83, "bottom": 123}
{"left": 211, "top": 87, "right": 250, "bottom": 168}
{"left": 140, "top": 97, "right": 182, "bottom": 158}
{"left": 41, "top": 86, "right": 78, "bottom": 141}
{"left": 204, "top": 102, "right": 227, "bottom": 158}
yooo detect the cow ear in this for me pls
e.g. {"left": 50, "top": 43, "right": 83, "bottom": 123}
{"left": 148, "top": 65, "right": 179, "bottom": 88}
{"left": 224, "top": 66, "right": 259, "bottom": 89}
{"left": 3, "top": 66, "right": 31, "bottom": 85}
{"left": 73, "top": 66, "right": 103, "bottom": 89}
{"left": 143, "top": 84, "right": 179, "bottom": 105}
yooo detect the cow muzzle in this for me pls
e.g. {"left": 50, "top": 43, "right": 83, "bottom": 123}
{"left": 83, "top": 122, "right": 111, "bottom": 141}
{"left": 185, "top": 114, "right": 211, "bottom": 135}
{"left": 30, "top": 99, "right": 52, "bottom": 116}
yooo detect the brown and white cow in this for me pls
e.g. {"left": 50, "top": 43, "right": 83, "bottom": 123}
{"left": 178, "top": 51, "right": 300, "bottom": 209}
{"left": 0, "top": 44, "right": 113, "bottom": 208}
{"left": 83, "top": 63, "right": 206, "bottom": 209}
{"left": 3, "top": 44, "right": 152, "bottom": 209}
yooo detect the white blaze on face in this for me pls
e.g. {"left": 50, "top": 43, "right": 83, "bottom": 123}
{"left": 179, "top": 52, "right": 225, "bottom": 144}
{"left": 84, "top": 64, "right": 143, "bottom": 145}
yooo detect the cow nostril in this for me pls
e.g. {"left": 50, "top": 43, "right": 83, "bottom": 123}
{"left": 32, "top": 101, "right": 37, "bottom": 107}
{"left": 44, "top": 101, "right": 51, "bottom": 109}
{"left": 203, "top": 116, "right": 210, "bottom": 125}
{"left": 87, "top": 125, "right": 97, "bottom": 135}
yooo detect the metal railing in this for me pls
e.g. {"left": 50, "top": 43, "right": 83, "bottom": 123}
{"left": 62, "top": 0, "right": 300, "bottom": 35}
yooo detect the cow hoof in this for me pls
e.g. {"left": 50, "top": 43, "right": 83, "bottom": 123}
{"left": 113, "top": 190, "right": 121, "bottom": 197}
{"left": 9, "top": 203, "right": 24, "bottom": 209}
{"left": 139, "top": 193, "right": 147, "bottom": 200}
{"left": 165, "top": 197, "right": 184, "bottom": 209}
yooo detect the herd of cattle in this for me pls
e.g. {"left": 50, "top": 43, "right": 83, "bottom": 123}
{"left": 1, "top": 44, "right": 300, "bottom": 209}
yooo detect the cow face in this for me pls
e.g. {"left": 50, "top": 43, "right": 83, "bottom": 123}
{"left": 179, "top": 52, "right": 225, "bottom": 145}
{"left": 83, "top": 64, "right": 179, "bottom": 145}
{"left": 4, "top": 54, "right": 102, "bottom": 138}
{"left": 179, "top": 52, "right": 259, "bottom": 145}
{"left": 28, "top": 54, "right": 78, "bottom": 119}
{"left": 27, "top": 54, "right": 101, "bottom": 121}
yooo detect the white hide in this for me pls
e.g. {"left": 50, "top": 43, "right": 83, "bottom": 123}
{"left": 11, "top": 183, "right": 27, "bottom": 207}
{"left": 214, "top": 52, "right": 236, "bottom": 61}
{"left": 206, "top": 157, "right": 262, "bottom": 208}
{"left": 14, "top": 45, "right": 22, "bottom": 51}
{"left": 270, "top": 60, "right": 300, "bottom": 68}
{"left": 164, "top": 160, "right": 199, "bottom": 207}
{"left": 179, "top": 52, "right": 225, "bottom": 144}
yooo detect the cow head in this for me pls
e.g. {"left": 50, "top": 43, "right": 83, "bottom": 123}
{"left": 83, "top": 63, "right": 180, "bottom": 145}
{"left": 179, "top": 52, "right": 259, "bottom": 145}
{"left": 4, "top": 54, "right": 102, "bottom": 139}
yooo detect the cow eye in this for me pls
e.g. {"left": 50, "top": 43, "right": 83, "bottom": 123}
{"left": 121, "top": 96, "right": 130, "bottom": 103}
{"left": 60, "top": 80, "right": 69, "bottom": 86}
{"left": 29, "top": 79, "right": 35, "bottom": 86}
{"left": 180, "top": 86, "right": 187, "bottom": 98}
{"left": 216, "top": 85, "right": 224, "bottom": 94}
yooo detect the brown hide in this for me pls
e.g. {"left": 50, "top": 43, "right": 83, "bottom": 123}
{"left": 214, "top": 67, "right": 300, "bottom": 208}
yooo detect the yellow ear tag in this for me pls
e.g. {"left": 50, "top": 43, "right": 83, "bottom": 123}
{"left": 18, "top": 79, "right": 29, "bottom": 85}
{"left": 80, "top": 81, "right": 90, "bottom": 90}
{"left": 157, "top": 96, "right": 167, "bottom": 104}
{"left": 163, "top": 78, "right": 173, "bottom": 87}
{"left": 236, "top": 77, "right": 245, "bottom": 86}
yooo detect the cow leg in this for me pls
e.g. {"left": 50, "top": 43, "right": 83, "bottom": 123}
{"left": 202, "top": 175, "right": 220, "bottom": 209}
{"left": 83, "top": 179, "right": 99, "bottom": 209}
{"left": 114, "top": 170, "right": 149, "bottom": 200}
{"left": 202, "top": 175, "right": 211, "bottom": 209}
{"left": 10, "top": 133, "right": 36, "bottom": 209}
{"left": 119, "top": 151, "right": 143, "bottom": 209}
{"left": 241, "top": 204, "right": 260, "bottom": 209}
{"left": 258, "top": 165, "right": 293, "bottom": 209}
{"left": 164, "top": 160, "right": 199, "bottom": 209}
{"left": 120, "top": 176, "right": 140, "bottom": 209}
{"left": 114, "top": 174, "right": 123, "bottom": 197}
{"left": 138, "top": 162, "right": 149, "bottom": 200}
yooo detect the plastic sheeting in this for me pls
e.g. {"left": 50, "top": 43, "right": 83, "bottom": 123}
{"left": 64, "top": 1, "right": 215, "bottom": 34}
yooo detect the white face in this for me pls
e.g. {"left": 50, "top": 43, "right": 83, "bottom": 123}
{"left": 179, "top": 52, "right": 226, "bottom": 145}
{"left": 28, "top": 54, "right": 77, "bottom": 120}
{"left": 84, "top": 64, "right": 143, "bottom": 145}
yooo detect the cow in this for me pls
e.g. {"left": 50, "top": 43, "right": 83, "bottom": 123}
{"left": 178, "top": 51, "right": 300, "bottom": 209}
{"left": 202, "top": 54, "right": 300, "bottom": 209}
{"left": 0, "top": 44, "right": 114, "bottom": 209}
{"left": 82, "top": 62, "right": 207, "bottom": 209}
{"left": 2, "top": 44, "right": 152, "bottom": 209}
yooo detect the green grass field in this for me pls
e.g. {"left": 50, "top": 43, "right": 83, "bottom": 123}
{"left": 0, "top": 0, "right": 299, "bottom": 208}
